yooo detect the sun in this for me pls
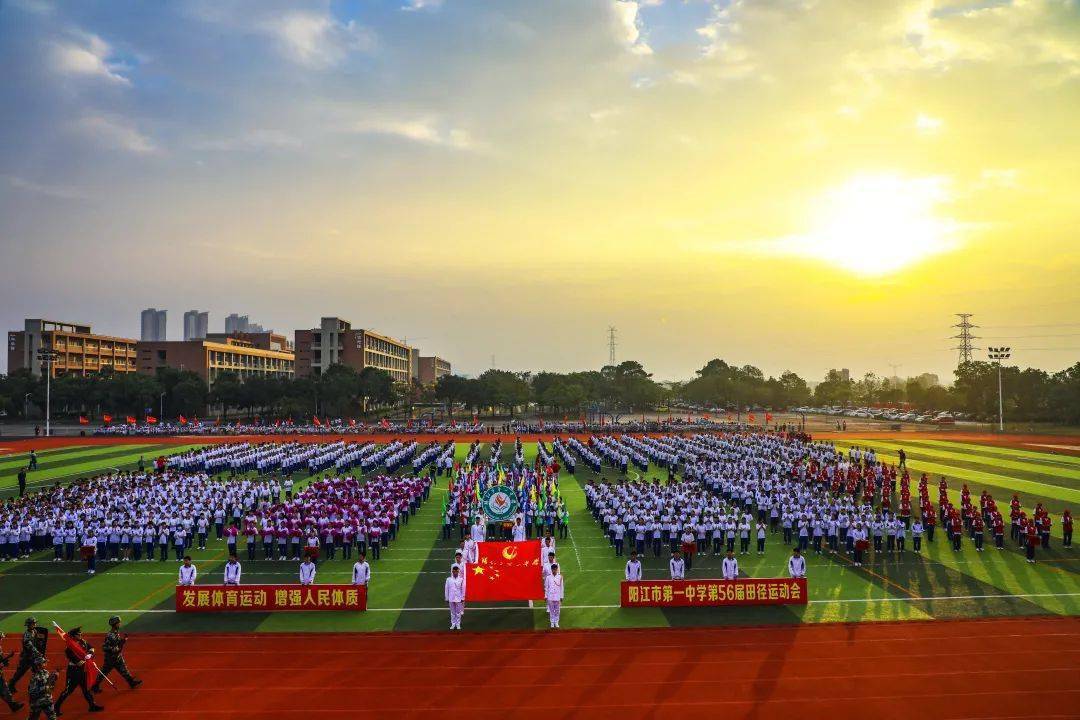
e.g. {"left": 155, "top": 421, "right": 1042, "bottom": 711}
{"left": 777, "top": 173, "right": 962, "bottom": 276}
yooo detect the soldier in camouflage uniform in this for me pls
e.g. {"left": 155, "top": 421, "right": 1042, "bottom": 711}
{"left": 0, "top": 634, "right": 25, "bottom": 712}
{"left": 26, "top": 658, "right": 58, "bottom": 720}
{"left": 91, "top": 616, "right": 141, "bottom": 693}
{"left": 7, "top": 617, "right": 44, "bottom": 694}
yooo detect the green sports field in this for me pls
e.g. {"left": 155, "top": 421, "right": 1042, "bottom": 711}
{"left": 0, "top": 437, "right": 1077, "bottom": 634}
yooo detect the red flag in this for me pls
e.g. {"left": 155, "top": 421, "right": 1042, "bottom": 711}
{"left": 102, "top": 414, "right": 112, "bottom": 424}
{"left": 349, "top": 418, "right": 356, "bottom": 427}
{"left": 313, "top": 416, "right": 322, "bottom": 427}
{"left": 407, "top": 419, "right": 414, "bottom": 429}
{"left": 78, "top": 416, "right": 89, "bottom": 425}
{"left": 179, "top": 414, "right": 188, "bottom": 425}
{"left": 465, "top": 540, "right": 544, "bottom": 601}
{"left": 53, "top": 624, "right": 99, "bottom": 687}
{"left": 126, "top": 415, "right": 137, "bottom": 424}
{"left": 539, "top": 415, "right": 544, "bottom": 430}
{"left": 748, "top": 413, "right": 756, "bottom": 423}
{"left": 765, "top": 412, "right": 773, "bottom": 423}
{"left": 381, "top": 418, "right": 390, "bottom": 429}
{"left": 146, "top": 415, "right": 158, "bottom": 424}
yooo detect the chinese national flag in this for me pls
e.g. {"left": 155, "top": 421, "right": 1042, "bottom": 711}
{"left": 349, "top": 418, "right": 356, "bottom": 427}
{"left": 78, "top": 416, "right": 89, "bottom": 425}
{"left": 381, "top": 418, "right": 390, "bottom": 429}
{"left": 465, "top": 540, "right": 544, "bottom": 601}
{"left": 102, "top": 414, "right": 112, "bottom": 424}
{"left": 126, "top": 415, "right": 137, "bottom": 424}
{"left": 765, "top": 412, "right": 773, "bottom": 423}
{"left": 179, "top": 415, "right": 187, "bottom": 425}
{"left": 54, "top": 624, "right": 99, "bottom": 687}
{"left": 146, "top": 415, "right": 158, "bottom": 424}
{"left": 313, "top": 416, "right": 322, "bottom": 427}
{"left": 748, "top": 413, "right": 756, "bottom": 423}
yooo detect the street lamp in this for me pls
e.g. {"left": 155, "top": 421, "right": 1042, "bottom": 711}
{"left": 987, "top": 347, "right": 1011, "bottom": 432}
{"left": 160, "top": 392, "right": 166, "bottom": 420}
{"left": 36, "top": 347, "right": 60, "bottom": 437}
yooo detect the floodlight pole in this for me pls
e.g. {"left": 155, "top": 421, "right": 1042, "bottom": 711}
{"left": 988, "top": 347, "right": 1011, "bottom": 433}
{"left": 36, "top": 348, "right": 59, "bottom": 437}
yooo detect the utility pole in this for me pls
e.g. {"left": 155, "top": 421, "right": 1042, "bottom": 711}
{"left": 988, "top": 347, "right": 1011, "bottom": 432}
{"left": 607, "top": 326, "right": 617, "bottom": 366}
{"left": 951, "top": 313, "right": 979, "bottom": 365}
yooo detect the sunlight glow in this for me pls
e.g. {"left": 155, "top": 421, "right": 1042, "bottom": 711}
{"left": 772, "top": 174, "right": 962, "bottom": 276}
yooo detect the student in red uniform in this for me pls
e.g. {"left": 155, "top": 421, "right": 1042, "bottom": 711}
{"left": 972, "top": 515, "right": 985, "bottom": 552}
{"left": 1025, "top": 522, "right": 1039, "bottom": 563}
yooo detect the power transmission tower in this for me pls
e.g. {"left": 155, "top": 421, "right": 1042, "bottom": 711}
{"left": 607, "top": 326, "right": 617, "bottom": 366}
{"left": 951, "top": 313, "right": 979, "bottom": 365}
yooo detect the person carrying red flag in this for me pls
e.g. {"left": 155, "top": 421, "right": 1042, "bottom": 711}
{"left": 53, "top": 626, "right": 104, "bottom": 714}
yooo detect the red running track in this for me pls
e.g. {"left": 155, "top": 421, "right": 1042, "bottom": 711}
{"left": 25, "top": 616, "right": 1079, "bottom": 719}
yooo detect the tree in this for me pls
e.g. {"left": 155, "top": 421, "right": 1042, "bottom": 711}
{"left": 210, "top": 372, "right": 243, "bottom": 419}
{"left": 434, "top": 374, "right": 470, "bottom": 416}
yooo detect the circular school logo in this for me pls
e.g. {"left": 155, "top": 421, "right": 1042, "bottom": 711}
{"left": 481, "top": 485, "right": 518, "bottom": 522}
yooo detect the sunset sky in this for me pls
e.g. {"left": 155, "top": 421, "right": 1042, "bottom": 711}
{"left": 1, "top": 0, "right": 1078, "bottom": 382}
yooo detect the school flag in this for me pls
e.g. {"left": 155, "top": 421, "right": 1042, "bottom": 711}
{"left": 465, "top": 540, "right": 544, "bottom": 601}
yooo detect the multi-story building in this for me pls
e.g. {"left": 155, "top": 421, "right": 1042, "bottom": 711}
{"left": 136, "top": 337, "right": 294, "bottom": 383}
{"left": 183, "top": 310, "right": 209, "bottom": 341}
{"left": 7, "top": 319, "right": 138, "bottom": 378}
{"left": 140, "top": 308, "right": 167, "bottom": 341}
{"left": 294, "top": 317, "right": 413, "bottom": 384}
{"left": 417, "top": 355, "right": 452, "bottom": 386}
{"left": 206, "top": 331, "right": 292, "bottom": 353}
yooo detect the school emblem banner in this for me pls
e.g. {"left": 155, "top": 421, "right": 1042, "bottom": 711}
{"left": 465, "top": 540, "right": 544, "bottom": 601}
{"left": 480, "top": 484, "right": 519, "bottom": 522}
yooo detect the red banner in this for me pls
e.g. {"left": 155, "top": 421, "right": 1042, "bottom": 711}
{"left": 176, "top": 584, "right": 367, "bottom": 612}
{"left": 621, "top": 578, "right": 807, "bottom": 607}
{"left": 465, "top": 540, "right": 544, "bottom": 601}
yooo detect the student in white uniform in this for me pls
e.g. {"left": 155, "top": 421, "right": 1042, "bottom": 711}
{"left": 463, "top": 537, "right": 478, "bottom": 564}
{"left": 223, "top": 555, "right": 242, "bottom": 585}
{"left": 624, "top": 551, "right": 643, "bottom": 581}
{"left": 669, "top": 550, "right": 686, "bottom": 580}
{"left": 299, "top": 558, "right": 317, "bottom": 586}
{"left": 722, "top": 550, "right": 739, "bottom": 580}
{"left": 542, "top": 551, "right": 558, "bottom": 579}
{"left": 544, "top": 563, "right": 565, "bottom": 629}
{"left": 178, "top": 556, "right": 197, "bottom": 585}
{"left": 511, "top": 518, "right": 526, "bottom": 542}
{"left": 352, "top": 552, "right": 371, "bottom": 587}
{"left": 788, "top": 548, "right": 807, "bottom": 579}
{"left": 445, "top": 565, "right": 466, "bottom": 630}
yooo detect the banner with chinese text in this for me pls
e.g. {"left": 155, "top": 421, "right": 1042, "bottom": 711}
{"left": 175, "top": 584, "right": 367, "bottom": 612}
{"left": 620, "top": 578, "right": 807, "bottom": 607}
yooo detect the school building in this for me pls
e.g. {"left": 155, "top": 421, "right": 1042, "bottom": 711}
{"left": 7, "top": 319, "right": 138, "bottom": 378}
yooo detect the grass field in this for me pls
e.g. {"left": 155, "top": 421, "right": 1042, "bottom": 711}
{"left": 0, "top": 436, "right": 1076, "bottom": 634}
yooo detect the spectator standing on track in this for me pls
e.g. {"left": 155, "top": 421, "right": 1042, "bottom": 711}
{"left": 445, "top": 565, "right": 465, "bottom": 630}
{"left": 17, "top": 468, "right": 27, "bottom": 497}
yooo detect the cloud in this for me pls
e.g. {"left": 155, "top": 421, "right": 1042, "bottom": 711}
{"left": 74, "top": 115, "right": 158, "bottom": 154}
{"left": 350, "top": 116, "right": 478, "bottom": 150}
{"left": 613, "top": 1, "right": 653, "bottom": 55}
{"left": 190, "top": 129, "right": 302, "bottom": 152}
{"left": 50, "top": 34, "right": 130, "bottom": 85}
{"left": 915, "top": 112, "right": 943, "bottom": 134}
{"left": 402, "top": 0, "right": 444, "bottom": 10}
{"left": 3, "top": 175, "right": 84, "bottom": 200}
{"left": 267, "top": 11, "right": 376, "bottom": 68}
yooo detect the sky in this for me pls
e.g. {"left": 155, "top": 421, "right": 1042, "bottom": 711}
{"left": 1, "top": 0, "right": 1078, "bottom": 382}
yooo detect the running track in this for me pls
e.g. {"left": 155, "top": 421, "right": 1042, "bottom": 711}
{"left": 33, "top": 616, "right": 1079, "bottom": 719}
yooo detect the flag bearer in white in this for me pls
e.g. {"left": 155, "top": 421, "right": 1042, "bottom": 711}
{"left": 445, "top": 565, "right": 466, "bottom": 630}
{"left": 544, "top": 563, "right": 565, "bottom": 629}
